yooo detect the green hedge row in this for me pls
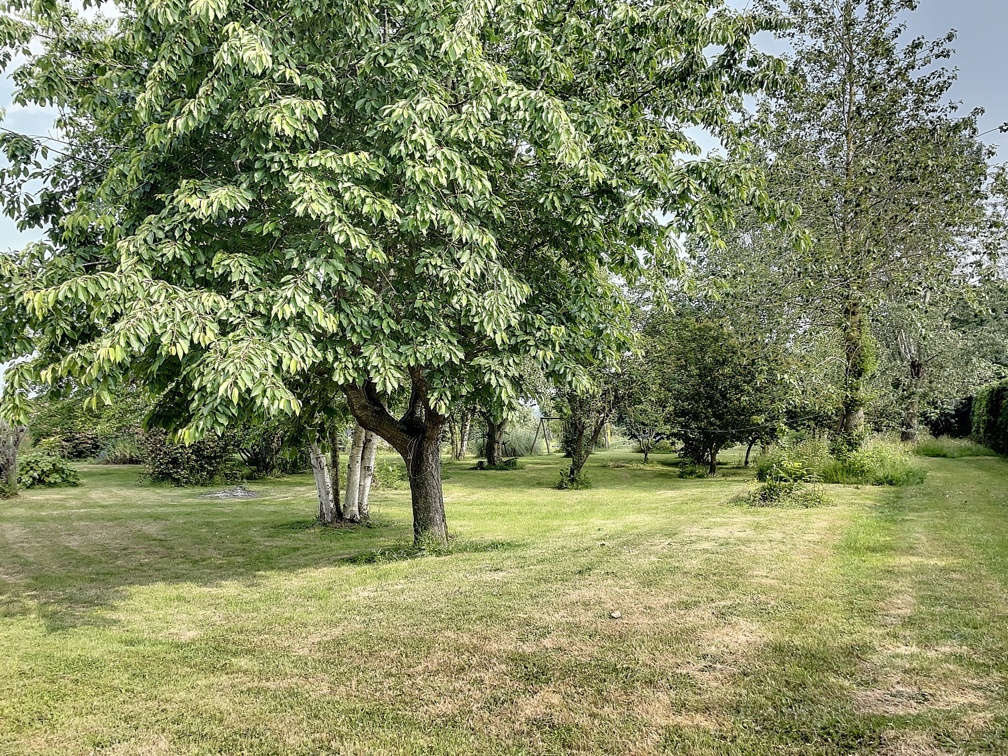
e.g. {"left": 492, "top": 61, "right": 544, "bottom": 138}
{"left": 973, "top": 379, "right": 1008, "bottom": 455}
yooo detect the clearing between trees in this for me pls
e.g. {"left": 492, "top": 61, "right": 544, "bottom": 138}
{"left": 1, "top": 451, "right": 1006, "bottom": 754}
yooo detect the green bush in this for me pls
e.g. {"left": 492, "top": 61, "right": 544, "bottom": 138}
{"left": 97, "top": 437, "right": 145, "bottom": 464}
{"left": 372, "top": 459, "right": 408, "bottom": 490}
{"left": 755, "top": 438, "right": 830, "bottom": 483}
{"left": 677, "top": 462, "right": 708, "bottom": 479}
{"left": 819, "top": 438, "right": 925, "bottom": 486}
{"left": 474, "top": 458, "right": 521, "bottom": 471}
{"left": 17, "top": 453, "right": 81, "bottom": 489}
{"left": 972, "top": 379, "right": 1008, "bottom": 455}
{"left": 636, "top": 439, "right": 675, "bottom": 455}
{"left": 913, "top": 436, "right": 994, "bottom": 459}
{"left": 556, "top": 465, "right": 592, "bottom": 489}
{"left": 734, "top": 479, "right": 827, "bottom": 508}
{"left": 143, "top": 430, "right": 231, "bottom": 486}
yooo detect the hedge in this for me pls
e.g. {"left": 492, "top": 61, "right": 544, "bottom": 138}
{"left": 972, "top": 379, "right": 1008, "bottom": 455}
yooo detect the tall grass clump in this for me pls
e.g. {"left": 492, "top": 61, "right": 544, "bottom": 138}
{"left": 755, "top": 437, "right": 831, "bottom": 483}
{"left": 913, "top": 435, "right": 994, "bottom": 459}
{"left": 819, "top": 437, "right": 925, "bottom": 486}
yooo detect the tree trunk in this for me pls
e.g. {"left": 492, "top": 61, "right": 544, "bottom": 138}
{"left": 343, "top": 424, "right": 365, "bottom": 522}
{"left": 838, "top": 298, "right": 870, "bottom": 446}
{"left": 484, "top": 416, "right": 506, "bottom": 466}
{"left": 358, "top": 430, "right": 377, "bottom": 519}
{"left": 408, "top": 421, "right": 448, "bottom": 546}
{"left": 642, "top": 446, "right": 650, "bottom": 464}
{"left": 562, "top": 412, "right": 609, "bottom": 485}
{"left": 1, "top": 422, "right": 26, "bottom": 497}
{"left": 309, "top": 440, "right": 338, "bottom": 525}
{"left": 744, "top": 439, "right": 756, "bottom": 467}
{"left": 328, "top": 429, "right": 341, "bottom": 505}
{"left": 459, "top": 414, "right": 471, "bottom": 458}
{"left": 900, "top": 359, "right": 924, "bottom": 442}
{"left": 708, "top": 448, "right": 718, "bottom": 477}
{"left": 342, "top": 378, "right": 448, "bottom": 547}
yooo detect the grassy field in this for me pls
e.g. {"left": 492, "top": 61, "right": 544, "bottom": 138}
{"left": 1, "top": 450, "right": 1007, "bottom": 754}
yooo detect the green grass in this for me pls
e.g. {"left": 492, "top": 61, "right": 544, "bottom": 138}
{"left": 914, "top": 435, "right": 996, "bottom": 459}
{"left": 2, "top": 450, "right": 1007, "bottom": 754}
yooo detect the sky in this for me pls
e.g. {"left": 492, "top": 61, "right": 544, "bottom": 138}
{"left": 0, "top": 0, "right": 1006, "bottom": 252}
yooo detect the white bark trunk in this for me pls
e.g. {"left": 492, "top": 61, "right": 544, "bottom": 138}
{"left": 358, "top": 430, "right": 377, "bottom": 519}
{"left": 343, "top": 424, "right": 365, "bottom": 522}
{"left": 309, "top": 440, "right": 336, "bottom": 525}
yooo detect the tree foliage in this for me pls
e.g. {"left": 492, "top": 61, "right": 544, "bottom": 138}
{"left": 0, "top": 0, "right": 784, "bottom": 541}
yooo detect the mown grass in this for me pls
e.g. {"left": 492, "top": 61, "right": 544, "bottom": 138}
{"left": 1, "top": 450, "right": 1007, "bottom": 754}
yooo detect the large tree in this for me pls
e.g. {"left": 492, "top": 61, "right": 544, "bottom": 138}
{"left": 1, "top": 0, "right": 782, "bottom": 544}
{"left": 741, "top": 0, "right": 1000, "bottom": 450}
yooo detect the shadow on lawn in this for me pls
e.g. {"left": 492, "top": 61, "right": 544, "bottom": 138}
{"left": 0, "top": 485, "right": 522, "bottom": 632}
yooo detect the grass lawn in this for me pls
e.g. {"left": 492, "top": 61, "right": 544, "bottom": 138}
{"left": 1, "top": 450, "right": 1007, "bottom": 754}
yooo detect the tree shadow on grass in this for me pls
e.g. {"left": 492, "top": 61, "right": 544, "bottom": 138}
{"left": 0, "top": 478, "right": 521, "bottom": 633}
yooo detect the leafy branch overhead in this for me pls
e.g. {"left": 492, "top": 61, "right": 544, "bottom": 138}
{"left": 0, "top": 0, "right": 786, "bottom": 442}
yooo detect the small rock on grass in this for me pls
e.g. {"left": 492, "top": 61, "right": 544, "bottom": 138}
{"left": 609, "top": 610, "right": 622, "bottom": 619}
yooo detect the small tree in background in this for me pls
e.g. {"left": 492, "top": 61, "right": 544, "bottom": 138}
{"left": 653, "top": 316, "right": 787, "bottom": 476}
{"left": 615, "top": 353, "right": 673, "bottom": 463}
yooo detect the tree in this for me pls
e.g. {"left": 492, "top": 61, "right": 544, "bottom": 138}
{"left": 1, "top": 0, "right": 784, "bottom": 545}
{"left": 654, "top": 316, "right": 786, "bottom": 476}
{"left": 556, "top": 371, "right": 616, "bottom": 487}
{"left": 743, "top": 0, "right": 1000, "bottom": 450}
{"left": 615, "top": 353, "right": 673, "bottom": 463}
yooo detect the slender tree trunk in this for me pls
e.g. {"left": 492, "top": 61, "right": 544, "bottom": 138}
{"left": 343, "top": 424, "right": 365, "bottom": 522}
{"left": 900, "top": 359, "right": 924, "bottom": 442}
{"left": 309, "top": 440, "right": 337, "bottom": 524}
{"left": 708, "top": 447, "right": 718, "bottom": 477}
{"left": 449, "top": 421, "right": 459, "bottom": 460}
{"left": 642, "top": 446, "right": 650, "bottom": 464}
{"left": 1, "top": 422, "right": 26, "bottom": 497}
{"left": 358, "top": 430, "right": 377, "bottom": 519}
{"left": 838, "top": 298, "right": 870, "bottom": 446}
{"left": 328, "top": 429, "right": 341, "bottom": 505}
{"left": 744, "top": 440, "right": 756, "bottom": 467}
{"left": 459, "top": 414, "right": 471, "bottom": 458}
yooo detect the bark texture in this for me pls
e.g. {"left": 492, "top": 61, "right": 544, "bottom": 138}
{"left": 483, "top": 415, "right": 507, "bottom": 466}
{"left": 358, "top": 430, "right": 377, "bottom": 520}
{"left": 309, "top": 440, "right": 338, "bottom": 524}
{"left": 343, "top": 424, "right": 365, "bottom": 522}
{"left": 343, "top": 374, "right": 448, "bottom": 546}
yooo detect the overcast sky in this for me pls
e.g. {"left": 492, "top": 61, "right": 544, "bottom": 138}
{"left": 1, "top": 0, "right": 1005, "bottom": 252}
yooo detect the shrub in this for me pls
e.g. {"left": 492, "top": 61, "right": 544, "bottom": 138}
{"left": 734, "top": 479, "right": 827, "bottom": 508}
{"left": 972, "top": 379, "right": 1008, "bottom": 455}
{"left": 143, "top": 430, "right": 231, "bottom": 486}
{"left": 819, "top": 438, "right": 925, "bottom": 486}
{"left": 636, "top": 439, "right": 675, "bottom": 455}
{"left": 17, "top": 453, "right": 81, "bottom": 489}
{"left": 913, "top": 436, "right": 994, "bottom": 459}
{"left": 276, "top": 446, "right": 310, "bottom": 474}
{"left": 372, "top": 459, "right": 408, "bottom": 490}
{"left": 97, "top": 437, "right": 145, "bottom": 464}
{"left": 677, "top": 462, "right": 708, "bottom": 479}
{"left": 755, "top": 438, "right": 830, "bottom": 483}
{"left": 474, "top": 458, "right": 521, "bottom": 471}
{"left": 556, "top": 465, "right": 592, "bottom": 489}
